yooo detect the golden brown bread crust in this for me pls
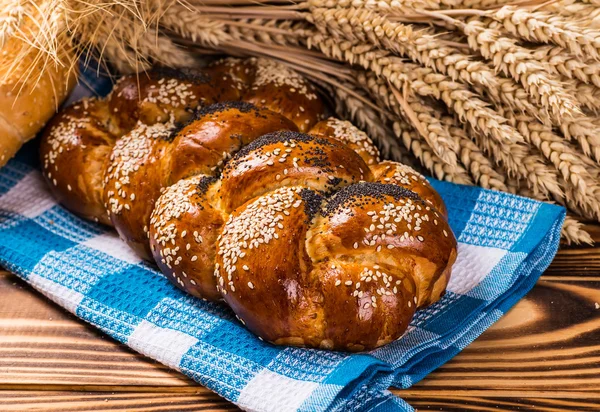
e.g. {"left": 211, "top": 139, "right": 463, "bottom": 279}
{"left": 219, "top": 131, "right": 372, "bottom": 212}
{"left": 40, "top": 59, "right": 314, "bottom": 229}
{"left": 104, "top": 103, "right": 300, "bottom": 260}
{"left": 216, "top": 187, "right": 321, "bottom": 342}
{"left": 309, "top": 183, "right": 456, "bottom": 309}
{"left": 216, "top": 182, "right": 456, "bottom": 350}
{"left": 149, "top": 175, "right": 225, "bottom": 301}
{"left": 309, "top": 118, "right": 381, "bottom": 166}
{"left": 106, "top": 68, "right": 241, "bottom": 131}
{"left": 40, "top": 99, "right": 115, "bottom": 225}
{"left": 371, "top": 161, "right": 448, "bottom": 219}
{"left": 41, "top": 57, "right": 457, "bottom": 351}
{"left": 211, "top": 58, "right": 324, "bottom": 132}
{"left": 166, "top": 102, "right": 298, "bottom": 184}
{"left": 207, "top": 58, "right": 254, "bottom": 93}
{"left": 41, "top": 68, "right": 226, "bottom": 227}
{"left": 103, "top": 122, "right": 175, "bottom": 259}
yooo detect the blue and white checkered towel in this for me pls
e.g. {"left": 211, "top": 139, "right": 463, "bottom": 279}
{"left": 0, "top": 70, "right": 565, "bottom": 411}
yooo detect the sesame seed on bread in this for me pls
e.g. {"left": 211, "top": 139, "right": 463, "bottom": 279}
{"left": 40, "top": 57, "right": 457, "bottom": 351}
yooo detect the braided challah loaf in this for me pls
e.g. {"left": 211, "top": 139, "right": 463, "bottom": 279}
{"left": 40, "top": 57, "right": 457, "bottom": 351}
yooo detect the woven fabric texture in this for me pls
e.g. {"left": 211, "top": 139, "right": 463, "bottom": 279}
{"left": 0, "top": 70, "right": 565, "bottom": 411}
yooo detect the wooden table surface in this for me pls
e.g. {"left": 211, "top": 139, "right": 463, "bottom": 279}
{"left": 1, "top": 226, "right": 600, "bottom": 411}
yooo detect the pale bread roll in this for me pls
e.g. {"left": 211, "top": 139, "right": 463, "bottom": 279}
{"left": 0, "top": 19, "right": 77, "bottom": 167}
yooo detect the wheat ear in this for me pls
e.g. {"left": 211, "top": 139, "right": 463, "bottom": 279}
{"left": 353, "top": 64, "right": 473, "bottom": 183}
{"left": 392, "top": 120, "right": 474, "bottom": 185}
{"left": 329, "top": 80, "right": 418, "bottom": 167}
{"left": 561, "top": 215, "right": 594, "bottom": 245}
{"left": 466, "top": 123, "right": 563, "bottom": 199}
{"left": 307, "top": 0, "right": 442, "bottom": 12}
{"left": 461, "top": 18, "right": 580, "bottom": 122}
{"left": 509, "top": 112, "right": 598, "bottom": 193}
{"left": 161, "top": 3, "right": 313, "bottom": 48}
{"left": 93, "top": 31, "right": 152, "bottom": 74}
{"left": 557, "top": 185, "right": 598, "bottom": 221}
{"left": 505, "top": 110, "right": 600, "bottom": 217}
{"left": 361, "top": 69, "right": 485, "bottom": 185}
{"left": 0, "top": 0, "right": 26, "bottom": 48}
{"left": 356, "top": 71, "right": 459, "bottom": 166}
{"left": 532, "top": 46, "right": 600, "bottom": 88}
{"left": 440, "top": 116, "right": 510, "bottom": 192}
{"left": 541, "top": 1, "right": 600, "bottom": 29}
{"left": 396, "top": 60, "right": 523, "bottom": 143}
{"left": 309, "top": 8, "right": 554, "bottom": 123}
{"left": 308, "top": 8, "right": 502, "bottom": 88}
{"left": 559, "top": 116, "right": 600, "bottom": 163}
{"left": 159, "top": 5, "right": 232, "bottom": 46}
{"left": 312, "top": 36, "right": 525, "bottom": 146}
{"left": 516, "top": 181, "right": 593, "bottom": 244}
{"left": 568, "top": 81, "right": 600, "bottom": 115}
{"left": 440, "top": 0, "right": 518, "bottom": 9}
{"left": 488, "top": 6, "right": 600, "bottom": 60}
{"left": 138, "top": 30, "right": 197, "bottom": 68}
{"left": 225, "top": 19, "right": 312, "bottom": 46}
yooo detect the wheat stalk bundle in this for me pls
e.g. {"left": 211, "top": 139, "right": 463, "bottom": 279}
{"left": 2, "top": 0, "right": 600, "bottom": 244}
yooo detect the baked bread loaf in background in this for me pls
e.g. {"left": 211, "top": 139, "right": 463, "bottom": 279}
{"left": 40, "top": 57, "right": 457, "bottom": 351}
{"left": 0, "top": 17, "right": 76, "bottom": 168}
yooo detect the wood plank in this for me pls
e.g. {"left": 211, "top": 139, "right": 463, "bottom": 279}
{"left": 0, "top": 391, "right": 237, "bottom": 411}
{"left": 0, "top": 271, "right": 191, "bottom": 387}
{"left": 544, "top": 247, "right": 600, "bottom": 276}
{"left": 400, "top": 393, "right": 600, "bottom": 411}
{"left": 397, "top": 279, "right": 600, "bottom": 392}
{"left": 1, "top": 253, "right": 599, "bottom": 410}
{"left": 3, "top": 272, "right": 598, "bottom": 391}
{"left": 545, "top": 222, "right": 600, "bottom": 276}
{"left": 0, "top": 391, "right": 598, "bottom": 412}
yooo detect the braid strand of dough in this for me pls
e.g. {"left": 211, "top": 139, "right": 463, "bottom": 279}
{"left": 40, "top": 57, "right": 457, "bottom": 351}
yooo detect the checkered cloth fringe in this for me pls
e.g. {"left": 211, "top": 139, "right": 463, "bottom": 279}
{"left": 0, "top": 66, "right": 565, "bottom": 411}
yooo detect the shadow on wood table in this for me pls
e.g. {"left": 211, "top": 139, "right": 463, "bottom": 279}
{"left": 1, "top": 225, "right": 599, "bottom": 411}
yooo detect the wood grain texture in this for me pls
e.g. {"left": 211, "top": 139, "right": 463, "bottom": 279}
{"left": 400, "top": 279, "right": 600, "bottom": 392}
{"left": 546, "top": 222, "right": 600, "bottom": 276}
{"left": 0, "top": 271, "right": 191, "bottom": 388}
{"left": 0, "top": 391, "right": 598, "bottom": 412}
{"left": 544, "top": 248, "right": 600, "bottom": 276}
{"left": 0, "top": 391, "right": 237, "bottom": 411}
{"left": 401, "top": 394, "right": 600, "bottom": 411}
{"left": 1, "top": 226, "right": 600, "bottom": 412}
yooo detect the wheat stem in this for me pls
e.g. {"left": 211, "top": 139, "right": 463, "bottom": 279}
{"left": 0, "top": 0, "right": 26, "bottom": 48}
